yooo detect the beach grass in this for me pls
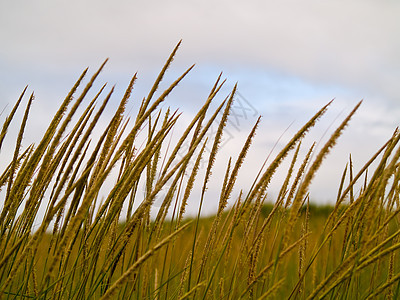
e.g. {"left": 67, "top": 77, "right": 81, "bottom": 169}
{"left": 1, "top": 43, "right": 399, "bottom": 299}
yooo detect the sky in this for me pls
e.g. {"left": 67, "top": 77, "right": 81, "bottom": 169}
{"left": 0, "top": 0, "right": 399, "bottom": 215}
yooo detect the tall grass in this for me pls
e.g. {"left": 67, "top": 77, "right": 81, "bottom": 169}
{"left": 1, "top": 42, "right": 400, "bottom": 299}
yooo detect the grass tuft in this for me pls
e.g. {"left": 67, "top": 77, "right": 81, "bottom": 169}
{"left": 1, "top": 45, "right": 399, "bottom": 299}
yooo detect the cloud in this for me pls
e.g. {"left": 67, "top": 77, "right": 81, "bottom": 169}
{"left": 1, "top": 0, "right": 398, "bottom": 101}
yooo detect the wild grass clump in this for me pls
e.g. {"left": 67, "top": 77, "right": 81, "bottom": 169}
{"left": 1, "top": 42, "right": 400, "bottom": 299}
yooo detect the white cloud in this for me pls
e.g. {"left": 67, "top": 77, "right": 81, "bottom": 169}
{"left": 1, "top": 0, "right": 398, "bottom": 99}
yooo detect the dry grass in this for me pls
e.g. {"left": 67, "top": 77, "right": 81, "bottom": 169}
{"left": 1, "top": 42, "right": 400, "bottom": 299}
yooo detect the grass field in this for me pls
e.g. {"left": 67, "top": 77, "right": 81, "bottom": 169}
{"left": 1, "top": 43, "right": 400, "bottom": 299}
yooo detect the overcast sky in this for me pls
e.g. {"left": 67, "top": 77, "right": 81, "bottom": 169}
{"left": 1, "top": 0, "right": 399, "bottom": 215}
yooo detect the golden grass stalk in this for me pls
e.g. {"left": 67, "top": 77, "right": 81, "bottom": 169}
{"left": 90, "top": 74, "right": 136, "bottom": 187}
{"left": 286, "top": 101, "right": 362, "bottom": 246}
{"left": 5, "top": 92, "right": 34, "bottom": 202}
{"left": 117, "top": 64, "right": 194, "bottom": 161}
{"left": 298, "top": 198, "right": 310, "bottom": 296}
{"left": 285, "top": 142, "right": 315, "bottom": 208}
{"left": 177, "top": 140, "right": 208, "bottom": 227}
{"left": 6, "top": 68, "right": 88, "bottom": 220}
{"left": 277, "top": 140, "right": 301, "bottom": 206}
{"left": 0, "top": 85, "right": 27, "bottom": 150}
{"left": 203, "top": 84, "right": 237, "bottom": 189}
{"left": 49, "top": 91, "right": 109, "bottom": 238}
{"left": 177, "top": 250, "right": 192, "bottom": 298}
{"left": 386, "top": 248, "right": 395, "bottom": 299}
{"left": 41, "top": 156, "right": 123, "bottom": 289}
{"left": 88, "top": 115, "right": 179, "bottom": 255}
{"left": 241, "top": 101, "right": 333, "bottom": 230}
{"left": 0, "top": 98, "right": 34, "bottom": 238}
{"left": 365, "top": 270, "right": 400, "bottom": 299}
{"left": 285, "top": 101, "right": 363, "bottom": 299}
{"left": 188, "top": 85, "right": 236, "bottom": 291}
{"left": 28, "top": 61, "right": 107, "bottom": 202}
{"left": 258, "top": 278, "right": 285, "bottom": 300}
{"left": 0, "top": 232, "right": 29, "bottom": 271}
{"left": 178, "top": 281, "right": 206, "bottom": 300}
{"left": 329, "top": 130, "right": 398, "bottom": 223}
{"left": 188, "top": 73, "right": 225, "bottom": 149}
{"left": 222, "top": 116, "right": 260, "bottom": 205}
{"left": 48, "top": 98, "right": 97, "bottom": 200}
{"left": 240, "top": 232, "right": 311, "bottom": 298}
{"left": 307, "top": 224, "right": 400, "bottom": 299}
{"left": 0, "top": 66, "right": 116, "bottom": 294}
{"left": 196, "top": 116, "right": 260, "bottom": 286}
{"left": 160, "top": 81, "right": 223, "bottom": 178}
{"left": 99, "top": 222, "right": 190, "bottom": 300}
{"left": 138, "top": 40, "right": 182, "bottom": 119}
{"left": 93, "top": 118, "right": 203, "bottom": 279}
{"left": 21, "top": 95, "right": 99, "bottom": 233}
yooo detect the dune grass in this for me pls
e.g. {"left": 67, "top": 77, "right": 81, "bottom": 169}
{"left": 1, "top": 42, "right": 400, "bottom": 299}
